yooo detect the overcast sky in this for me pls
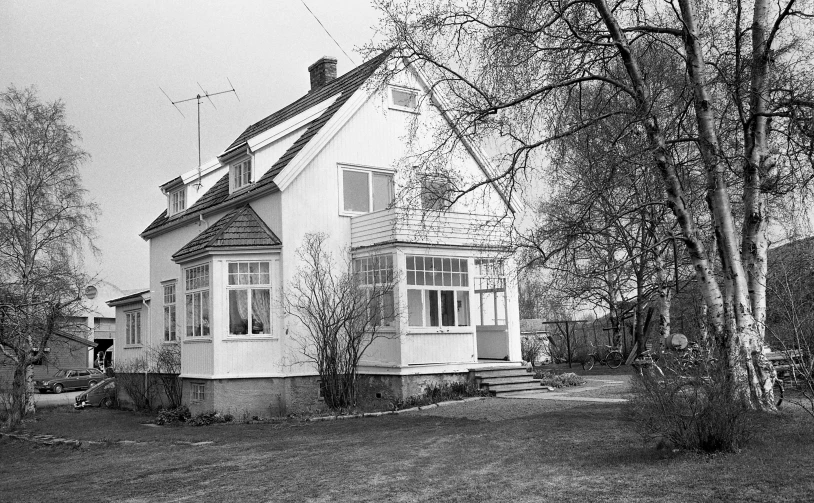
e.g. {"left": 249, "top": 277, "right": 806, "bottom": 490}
{"left": 0, "top": 0, "right": 382, "bottom": 291}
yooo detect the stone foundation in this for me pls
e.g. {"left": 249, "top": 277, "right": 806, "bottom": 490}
{"left": 180, "top": 372, "right": 470, "bottom": 417}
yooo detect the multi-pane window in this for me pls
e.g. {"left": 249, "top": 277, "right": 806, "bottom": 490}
{"left": 192, "top": 383, "right": 205, "bottom": 401}
{"left": 390, "top": 87, "right": 419, "bottom": 112}
{"left": 232, "top": 159, "right": 252, "bottom": 191}
{"left": 185, "top": 264, "right": 210, "bottom": 337}
{"left": 227, "top": 261, "right": 271, "bottom": 335}
{"left": 353, "top": 255, "right": 395, "bottom": 327}
{"left": 341, "top": 168, "right": 394, "bottom": 213}
{"left": 406, "top": 256, "right": 470, "bottom": 327}
{"left": 169, "top": 188, "right": 185, "bottom": 215}
{"left": 126, "top": 311, "right": 142, "bottom": 345}
{"left": 163, "top": 283, "right": 177, "bottom": 342}
{"left": 475, "top": 259, "right": 507, "bottom": 326}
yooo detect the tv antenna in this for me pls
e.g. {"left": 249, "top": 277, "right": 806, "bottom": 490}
{"left": 160, "top": 79, "right": 239, "bottom": 188}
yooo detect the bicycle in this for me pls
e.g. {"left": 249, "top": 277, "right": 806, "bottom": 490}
{"left": 582, "top": 344, "right": 624, "bottom": 371}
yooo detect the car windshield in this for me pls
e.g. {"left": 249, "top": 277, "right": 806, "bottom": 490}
{"left": 53, "top": 370, "right": 69, "bottom": 377}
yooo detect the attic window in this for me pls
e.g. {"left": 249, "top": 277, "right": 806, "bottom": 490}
{"left": 231, "top": 158, "right": 252, "bottom": 192}
{"left": 389, "top": 87, "right": 419, "bottom": 113}
{"left": 169, "top": 187, "right": 186, "bottom": 215}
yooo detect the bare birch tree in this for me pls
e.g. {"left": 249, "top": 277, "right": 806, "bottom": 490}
{"left": 0, "top": 86, "right": 97, "bottom": 427}
{"left": 371, "top": 0, "right": 814, "bottom": 409}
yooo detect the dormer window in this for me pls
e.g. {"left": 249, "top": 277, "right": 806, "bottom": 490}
{"left": 389, "top": 86, "right": 419, "bottom": 113}
{"left": 231, "top": 158, "right": 252, "bottom": 192}
{"left": 169, "top": 187, "right": 186, "bottom": 215}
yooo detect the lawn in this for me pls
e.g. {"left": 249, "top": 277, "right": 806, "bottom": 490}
{"left": 1, "top": 395, "right": 813, "bottom": 502}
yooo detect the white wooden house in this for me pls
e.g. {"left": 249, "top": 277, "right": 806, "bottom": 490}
{"left": 113, "top": 52, "right": 522, "bottom": 415}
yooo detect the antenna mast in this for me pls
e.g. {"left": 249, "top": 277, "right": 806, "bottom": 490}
{"left": 160, "top": 79, "right": 240, "bottom": 187}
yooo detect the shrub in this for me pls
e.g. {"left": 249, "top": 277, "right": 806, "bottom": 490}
{"left": 186, "top": 411, "right": 234, "bottom": 427}
{"left": 521, "top": 335, "right": 546, "bottom": 365}
{"left": 155, "top": 406, "right": 191, "bottom": 425}
{"left": 397, "top": 381, "right": 488, "bottom": 409}
{"left": 533, "top": 370, "right": 585, "bottom": 388}
{"left": 627, "top": 360, "right": 754, "bottom": 453}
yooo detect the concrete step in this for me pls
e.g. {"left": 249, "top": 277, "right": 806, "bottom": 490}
{"left": 472, "top": 368, "right": 532, "bottom": 379}
{"left": 486, "top": 382, "right": 544, "bottom": 393}
{"left": 480, "top": 376, "right": 539, "bottom": 385}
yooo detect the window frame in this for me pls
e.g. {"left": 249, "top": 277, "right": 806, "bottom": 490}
{"left": 168, "top": 187, "right": 186, "bottom": 216}
{"left": 125, "top": 310, "right": 142, "bottom": 346}
{"left": 353, "top": 254, "right": 396, "bottom": 329}
{"left": 226, "top": 260, "right": 273, "bottom": 337}
{"left": 474, "top": 259, "right": 508, "bottom": 327}
{"left": 230, "top": 157, "right": 253, "bottom": 193}
{"left": 388, "top": 85, "right": 420, "bottom": 113}
{"left": 337, "top": 165, "right": 395, "bottom": 216}
{"left": 405, "top": 255, "right": 471, "bottom": 329}
{"left": 191, "top": 382, "right": 205, "bottom": 402}
{"left": 163, "top": 281, "right": 177, "bottom": 342}
{"left": 184, "top": 263, "right": 211, "bottom": 338}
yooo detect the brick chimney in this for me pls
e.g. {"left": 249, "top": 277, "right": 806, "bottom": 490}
{"left": 308, "top": 56, "right": 337, "bottom": 91}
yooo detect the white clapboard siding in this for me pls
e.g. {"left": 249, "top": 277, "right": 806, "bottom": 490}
{"left": 182, "top": 341, "right": 214, "bottom": 376}
{"left": 403, "top": 331, "right": 477, "bottom": 365}
{"left": 351, "top": 207, "right": 510, "bottom": 249}
{"left": 219, "top": 338, "right": 282, "bottom": 377}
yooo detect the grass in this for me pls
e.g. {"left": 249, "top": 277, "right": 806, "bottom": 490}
{"left": 1, "top": 394, "right": 813, "bottom": 502}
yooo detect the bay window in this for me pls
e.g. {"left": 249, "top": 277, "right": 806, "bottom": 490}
{"left": 406, "top": 255, "right": 470, "bottom": 327}
{"left": 354, "top": 254, "right": 395, "bottom": 327}
{"left": 227, "top": 261, "right": 271, "bottom": 335}
{"left": 185, "top": 264, "right": 210, "bottom": 337}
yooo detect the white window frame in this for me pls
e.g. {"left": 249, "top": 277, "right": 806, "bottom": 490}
{"left": 226, "top": 260, "right": 273, "bottom": 337}
{"left": 388, "top": 85, "right": 420, "bottom": 113}
{"left": 338, "top": 165, "right": 395, "bottom": 216}
{"left": 163, "top": 281, "right": 177, "bottom": 342}
{"left": 353, "top": 254, "right": 396, "bottom": 328}
{"left": 406, "top": 255, "right": 471, "bottom": 328}
{"left": 185, "top": 263, "right": 211, "bottom": 338}
{"left": 230, "top": 157, "right": 252, "bottom": 192}
{"left": 474, "top": 259, "right": 508, "bottom": 327}
{"left": 125, "top": 310, "right": 142, "bottom": 346}
{"left": 168, "top": 187, "right": 186, "bottom": 216}
{"left": 191, "top": 382, "right": 205, "bottom": 402}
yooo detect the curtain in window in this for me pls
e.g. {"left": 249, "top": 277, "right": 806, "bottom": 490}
{"left": 229, "top": 290, "right": 249, "bottom": 335}
{"left": 252, "top": 289, "right": 271, "bottom": 334}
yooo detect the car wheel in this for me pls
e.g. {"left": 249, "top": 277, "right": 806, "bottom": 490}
{"left": 88, "top": 380, "right": 98, "bottom": 388}
{"left": 53, "top": 384, "right": 64, "bottom": 394}
{"left": 102, "top": 397, "right": 114, "bottom": 408}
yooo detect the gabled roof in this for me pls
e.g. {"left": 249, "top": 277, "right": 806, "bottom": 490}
{"left": 141, "top": 51, "right": 391, "bottom": 239}
{"left": 172, "top": 205, "right": 281, "bottom": 262}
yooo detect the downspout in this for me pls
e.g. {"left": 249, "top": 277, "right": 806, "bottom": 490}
{"left": 143, "top": 296, "right": 150, "bottom": 391}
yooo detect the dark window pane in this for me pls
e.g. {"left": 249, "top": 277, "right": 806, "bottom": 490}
{"left": 440, "top": 290, "right": 455, "bottom": 326}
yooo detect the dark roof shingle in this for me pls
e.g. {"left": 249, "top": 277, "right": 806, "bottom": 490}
{"left": 172, "top": 205, "right": 281, "bottom": 261}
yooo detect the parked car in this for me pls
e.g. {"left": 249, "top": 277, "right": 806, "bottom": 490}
{"left": 74, "top": 378, "right": 117, "bottom": 409}
{"left": 35, "top": 368, "right": 106, "bottom": 393}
